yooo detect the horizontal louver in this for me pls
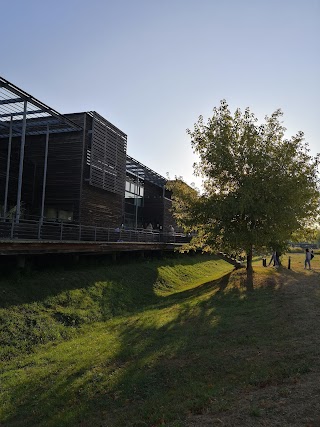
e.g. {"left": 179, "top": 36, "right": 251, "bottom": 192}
{"left": 89, "top": 112, "right": 127, "bottom": 195}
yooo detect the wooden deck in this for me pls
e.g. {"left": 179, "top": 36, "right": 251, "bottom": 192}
{"left": 0, "top": 240, "right": 180, "bottom": 256}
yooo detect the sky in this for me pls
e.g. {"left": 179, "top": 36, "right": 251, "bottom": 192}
{"left": 1, "top": 0, "right": 319, "bottom": 189}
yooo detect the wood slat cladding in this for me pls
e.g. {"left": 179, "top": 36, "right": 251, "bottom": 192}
{"left": 0, "top": 130, "right": 83, "bottom": 218}
{"left": 43, "top": 130, "right": 83, "bottom": 220}
{"left": 66, "top": 112, "right": 125, "bottom": 228}
{"left": 89, "top": 112, "right": 127, "bottom": 195}
{"left": 142, "top": 180, "right": 178, "bottom": 231}
{"left": 1, "top": 107, "right": 178, "bottom": 233}
{"left": 143, "top": 181, "right": 164, "bottom": 228}
{"left": 80, "top": 182, "right": 123, "bottom": 228}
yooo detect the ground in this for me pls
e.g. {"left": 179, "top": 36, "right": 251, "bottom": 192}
{"left": 186, "top": 256, "right": 320, "bottom": 427}
{"left": 1, "top": 252, "right": 320, "bottom": 427}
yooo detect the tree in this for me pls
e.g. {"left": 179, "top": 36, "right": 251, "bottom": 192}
{"left": 168, "top": 100, "right": 320, "bottom": 273}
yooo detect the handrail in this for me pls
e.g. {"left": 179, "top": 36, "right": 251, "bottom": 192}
{"left": 0, "top": 217, "right": 190, "bottom": 244}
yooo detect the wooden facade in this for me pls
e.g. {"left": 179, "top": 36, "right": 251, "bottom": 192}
{"left": 142, "top": 181, "right": 177, "bottom": 231}
{"left": 0, "top": 110, "right": 178, "bottom": 231}
{"left": 0, "top": 77, "right": 179, "bottom": 233}
{"left": 0, "top": 111, "right": 127, "bottom": 228}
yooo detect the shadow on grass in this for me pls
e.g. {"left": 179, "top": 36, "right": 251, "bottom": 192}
{"left": 3, "top": 266, "right": 316, "bottom": 427}
{"left": 0, "top": 253, "right": 219, "bottom": 309}
{"left": 0, "top": 254, "right": 236, "bottom": 357}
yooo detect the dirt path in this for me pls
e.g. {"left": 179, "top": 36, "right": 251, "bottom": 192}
{"left": 186, "top": 266, "right": 320, "bottom": 427}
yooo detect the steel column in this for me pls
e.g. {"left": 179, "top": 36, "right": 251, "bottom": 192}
{"left": 40, "top": 125, "right": 49, "bottom": 222}
{"left": 135, "top": 174, "right": 139, "bottom": 230}
{"left": 15, "top": 100, "right": 28, "bottom": 223}
{"left": 3, "top": 115, "right": 13, "bottom": 219}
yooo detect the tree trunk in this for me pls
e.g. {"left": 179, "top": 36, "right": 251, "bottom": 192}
{"left": 246, "top": 244, "right": 253, "bottom": 271}
{"left": 246, "top": 244, "right": 254, "bottom": 291}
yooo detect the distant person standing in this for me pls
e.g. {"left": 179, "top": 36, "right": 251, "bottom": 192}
{"left": 268, "top": 251, "right": 279, "bottom": 267}
{"left": 305, "top": 248, "right": 312, "bottom": 269}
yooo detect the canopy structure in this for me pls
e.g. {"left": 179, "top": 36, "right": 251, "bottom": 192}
{"left": 0, "top": 76, "right": 82, "bottom": 223}
{"left": 0, "top": 76, "right": 81, "bottom": 137}
{"left": 126, "top": 155, "right": 166, "bottom": 188}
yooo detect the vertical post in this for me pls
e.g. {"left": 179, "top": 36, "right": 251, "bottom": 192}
{"left": 40, "top": 125, "right": 49, "bottom": 225}
{"left": 10, "top": 219, "right": 14, "bottom": 239}
{"left": 135, "top": 174, "right": 139, "bottom": 230}
{"left": 16, "top": 100, "right": 28, "bottom": 223}
{"left": 3, "top": 115, "right": 13, "bottom": 219}
{"left": 37, "top": 218, "right": 42, "bottom": 240}
{"left": 60, "top": 222, "right": 63, "bottom": 241}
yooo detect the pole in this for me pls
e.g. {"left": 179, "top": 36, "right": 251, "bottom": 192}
{"left": 135, "top": 174, "right": 139, "bottom": 230}
{"left": 16, "top": 100, "right": 28, "bottom": 223}
{"left": 40, "top": 125, "right": 49, "bottom": 223}
{"left": 3, "top": 115, "right": 13, "bottom": 219}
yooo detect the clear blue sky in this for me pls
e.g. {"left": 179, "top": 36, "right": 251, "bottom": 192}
{"left": 1, "top": 0, "right": 319, "bottom": 188}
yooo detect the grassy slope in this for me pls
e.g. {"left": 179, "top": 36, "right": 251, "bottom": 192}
{"left": 0, "top": 254, "right": 233, "bottom": 426}
{"left": 1, "top": 252, "right": 318, "bottom": 426}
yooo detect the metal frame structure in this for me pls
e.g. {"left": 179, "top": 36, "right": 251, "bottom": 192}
{"left": 126, "top": 155, "right": 166, "bottom": 187}
{"left": 0, "top": 76, "right": 177, "bottom": 245}
{"left": 0, "top": 77, "right": 82, "bottom": 137}
{"left": 0, "top": 76, "right": 82, "bottom": 223}
{"left": 125, "top": 156, "right": 171, "bottom": 230}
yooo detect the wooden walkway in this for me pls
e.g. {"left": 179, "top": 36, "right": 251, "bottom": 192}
{"left": 0, "top": 240, "right": 181, "bottom": 256}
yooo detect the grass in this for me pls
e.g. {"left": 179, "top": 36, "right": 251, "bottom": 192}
{"left": 0, "top": 254, "right": 231, "bottom": 360}
{"left": 0, "top": 252, "right": 319, "bottom": 426}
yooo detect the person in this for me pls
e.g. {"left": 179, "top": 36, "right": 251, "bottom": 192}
{"left": 169, "top": 225, "right": 174, "bottom": 234}
{"left": 305, "top": 248, "right": 312, "bottom": 269}
{"left": 268, "top": 251, "right": 279, "bottom": 267}
{"left": 146, "top": 223, "right": 153, "bottom": 231}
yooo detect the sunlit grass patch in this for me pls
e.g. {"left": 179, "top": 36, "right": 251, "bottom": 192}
{"left": 1, "top": 254, "right": 320, "bottom": 426}
{"left": 154, "top": 258, "right": 233, "bottom": 296}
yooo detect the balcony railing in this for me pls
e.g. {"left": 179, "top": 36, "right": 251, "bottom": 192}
{"left": 0, "top": 218, "right": 190, "bottom": 244}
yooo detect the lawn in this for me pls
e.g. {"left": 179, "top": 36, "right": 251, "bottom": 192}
{"left": 1, "top": 252, "right": 320, "bottom": 426}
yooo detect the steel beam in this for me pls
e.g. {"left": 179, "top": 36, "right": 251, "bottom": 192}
{"left": 0, "top": 97, "right": 22, "bottom": 105}
{"left": 0, "top": 109, "right": 43, "bottom": 118}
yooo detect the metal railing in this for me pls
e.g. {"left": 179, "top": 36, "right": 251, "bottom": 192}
{"left": 0, "top": 218, "right": 190, "bottom": 244}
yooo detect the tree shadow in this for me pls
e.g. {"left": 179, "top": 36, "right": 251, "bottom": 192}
{"left": 5, "top": 257, "right": 316, "bottom": 426}
{"left": 1, "top": 266, "right": 294, "bottom": 427}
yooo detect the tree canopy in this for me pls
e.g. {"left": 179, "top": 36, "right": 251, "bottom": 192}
{"left": 168, "top": 100, "right": 320, "bottom": 270}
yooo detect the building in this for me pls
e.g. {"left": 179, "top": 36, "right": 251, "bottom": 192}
{"left": 0, "top": 76, "right": 177, "bottom": 234}
{"left": 125, "top": 156, "right": 175, "bottom": 230}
